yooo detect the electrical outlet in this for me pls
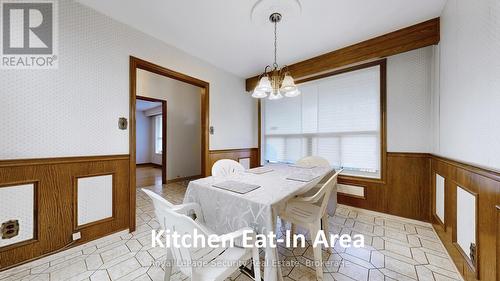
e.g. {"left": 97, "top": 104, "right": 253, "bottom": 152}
{"left": 72, "top": 232, "right": 81, "bottom": 241}
{"left": 1, "top": 220, "right": 19, "bottom": 239}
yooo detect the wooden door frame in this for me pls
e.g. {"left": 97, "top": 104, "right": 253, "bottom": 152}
{"left": 136, "top": 96, "right": 167, "bottom": 184}
{"left": 129, "top": 56, "right": 210, "bottom": 232}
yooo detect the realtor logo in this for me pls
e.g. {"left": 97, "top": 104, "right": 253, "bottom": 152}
{"left": 1, "top": 0, "right": 58, "bottom": 69}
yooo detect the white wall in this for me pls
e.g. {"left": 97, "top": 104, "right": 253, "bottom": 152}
{"left": 436, "top": 0, "right": 500, "bottom": 170}
{"left": 137, "top": 69, "right": 202, "bottom": 180}
{"left": 387, "top": 47, "right": 434, "bottom": 152}
{"left": 135, "top": 110, "right": 151, "bottom": 164}
{"left": 0, "top": 0, "right": 257, "bottom": 160}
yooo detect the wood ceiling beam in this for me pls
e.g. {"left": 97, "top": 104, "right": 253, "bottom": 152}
{"left": 245, "top": 17, "right": 440, "bottom": 91}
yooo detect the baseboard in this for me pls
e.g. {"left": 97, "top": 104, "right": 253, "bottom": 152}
{"left": 136, "top": 163, "right": 162, "bottom": 168}
{"left": 166, "top": 174, "right": 202, "bottom": 184}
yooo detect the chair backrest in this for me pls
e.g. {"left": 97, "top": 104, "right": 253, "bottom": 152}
{"left": 300, "top": 169, "right": 342, "bottom": 215}
{"left": 296, "top": 156, "right": 331, "bottom": 168}
{"left": 142, "top": 189, "right": 212, "bottom": 277}
{"left": 211, "top": 159, "right": 245, "bottom": 177}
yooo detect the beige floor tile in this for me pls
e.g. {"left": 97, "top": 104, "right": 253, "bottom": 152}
{"left": 4, "top": 186, "right": 463, "bottom": 281}
{"left": 85, "top": 254, "right": 104, "bottom": 271}
{"left": 107, "top": 258, "right": 141, "bottom": 280}
{"left": 89, "top": 270, "right": 111, "bottom": 281}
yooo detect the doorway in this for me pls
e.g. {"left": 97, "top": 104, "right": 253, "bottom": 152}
{"left": 135, "top": 96, "right": 166, "bottom": 186}
{"left": 129, "top": 57, "right": 209, "bottom": 231}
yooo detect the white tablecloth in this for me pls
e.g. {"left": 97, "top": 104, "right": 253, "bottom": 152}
{"left": 183, "top": 164, "right": 330, "bottom": 281}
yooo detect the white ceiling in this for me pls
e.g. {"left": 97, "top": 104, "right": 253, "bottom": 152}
{"left": 77, "top": 0, "right": 446, "bottom": 78}
{"left": 136, "top": 100, "right": 161, "bottom": 112}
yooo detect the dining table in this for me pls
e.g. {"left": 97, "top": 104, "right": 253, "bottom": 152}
{"left": 183, "top": 163, "right": 331, "bottom": 281}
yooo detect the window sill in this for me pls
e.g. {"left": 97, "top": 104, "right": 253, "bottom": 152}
{"left": 338, "top": 174, "right": 385, "bottom": 185}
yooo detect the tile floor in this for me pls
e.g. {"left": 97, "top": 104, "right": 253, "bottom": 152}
{"left": 0, "top": 183, "right": 463, "bottom": 281}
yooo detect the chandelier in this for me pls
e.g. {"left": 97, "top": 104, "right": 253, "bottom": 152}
{"left": 252, "top": 13, "right": 300, "bottom": 100}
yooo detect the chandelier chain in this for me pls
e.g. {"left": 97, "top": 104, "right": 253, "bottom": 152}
{"left": 273, "top": 19, "right": 278, "bottom": 68}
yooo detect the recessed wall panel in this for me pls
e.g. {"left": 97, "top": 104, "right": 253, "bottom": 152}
{"left": 337, "top": 184, "right": 365, "bottom": 198}
{"left": 0, "top": 183, "right": 35, "bottom": 247}
{"left": 435, "top": 174, "right": 445, "bottom": 223}
{"left": 239, "top": 158, "right": 250, "bottom": 169}
{"left": 77, "top": 175, "right": 113, "bottom": 226}
{"left": 456, "top": 185, "right": 476, "bottom": 259}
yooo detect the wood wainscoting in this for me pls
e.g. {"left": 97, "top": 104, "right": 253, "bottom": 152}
{"left": 207, "top": 148, "right": 259, "bottom": 176}
{"left": 337, "top": 152, "right": 499, "bottom": 280}
{"left": 430, "top": 155, "right": 499, "bottom": 281}
{"left": 0, "top": 155, "right": 130, "bottom": 270}
{"left": 338, "top": 152, "right": 432, "bottom": 222}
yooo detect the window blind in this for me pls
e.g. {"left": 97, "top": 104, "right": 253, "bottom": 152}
{"left": 262, "top": 65, "right": 381, "bottom": 178}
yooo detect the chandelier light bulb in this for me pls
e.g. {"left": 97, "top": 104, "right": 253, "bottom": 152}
{"left": 255, "top": 76, "right": 273, "bottom": 93}
{"left": 252, "top": 89, "right": 268, "bottom": 98}
{"left": 251, "top": 12, "right": 300, "bottom": 100}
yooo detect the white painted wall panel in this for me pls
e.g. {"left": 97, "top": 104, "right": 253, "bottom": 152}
{"left": 77, "top": 175, "right": 113, "bottom": 226}
{"left": 0, "top": 184, "right": 34, "bottom": 247}
{"left": 387, "top": 47, "right": 433, "bottom": 152}
{"left": 456, "top": 186, "right": 476, "bottom": 259}
{"left": 435, "top": 174, "right": 445, "bottom": 223}
{"left": 0, "top": 0, "right": 256, "bottom": 160}
{"left": 337, "top": 184, "right": 364, "bottom": 198}
{"left": 239, "top": 158, "right": 251, "bottom": 169}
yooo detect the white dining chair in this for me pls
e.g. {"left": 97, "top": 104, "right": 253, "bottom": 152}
{"left": 297, "top": 156, "right": 338, "bottom": 216}
{"left": 278, "top": 169, "right": 342, "bottom": 281}
{"left": 142, "top": 189, "right": 261, "bottom": 281}
{"left": 296, "top": 156, "right": 331, "bottom": 168}
{"left": 211, "top": 159, "right": 245, "bottom": 177}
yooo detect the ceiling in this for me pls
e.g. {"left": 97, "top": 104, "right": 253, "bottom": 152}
{"left": 77, "top": 0, "right": 446, "bottom": 78}
{"left": 136, "top": 100, "right": 161, "bottom": 112}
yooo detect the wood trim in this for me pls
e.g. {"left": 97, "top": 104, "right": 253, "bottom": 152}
{"left": 245, "top": 18, "right": 440, "bottom": 90}
{"left": 130, "top": 56, "right": 210, "bottom": 232}
{"left": 257, "top": 99, "right": 262, "bottom": 166}
{"left": 0, "top": 181, "right": 39, "bottom": 253}
{"left": 209, "top": 148, "right": 259, "bottom": 154}
{"left": 136, "top": 95, "right": 167, "bottom": 184}
{"left": 166, "top": 174, "right": 202, "bottom": 184}
{"left": 136, "top": 163, "right": 162, "bottom": 168}
{"left": 0, "top": 155, "right": 129, "bottom": 167}
{"left": 432, "top": 154, "right": 500, "bottom": 182}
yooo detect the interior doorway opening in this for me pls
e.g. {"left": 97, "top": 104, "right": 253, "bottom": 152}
{"left": 129, "top": 57, "right": 210, "bottom": 231}
{"left": 135, "top": 96, "right": 166, "bottom": 186}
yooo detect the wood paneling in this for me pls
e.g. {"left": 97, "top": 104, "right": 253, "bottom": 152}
{"left": 430, "top": 155, "right": 499, "bottom": 281}
{"left": 338, "top": 153, "right": 499, "bottom": 280}
{"left": 246, "top": 18, "right": 440, "bottom": 91}
{"left": 0, "top": 155, "right": 130, "bottom": 270}
{"left": 337, "top": 152, "right": 431, "bottom": 221}
{"left": 207, "top": 148, "right": 259, "bottom": 176}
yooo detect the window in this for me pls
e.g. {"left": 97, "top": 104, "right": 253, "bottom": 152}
{"left": 154, "top": 115, "right": 162, "bottom": 154}
{"left": 262, "top": 63, "right": 385, "bottom": 179}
